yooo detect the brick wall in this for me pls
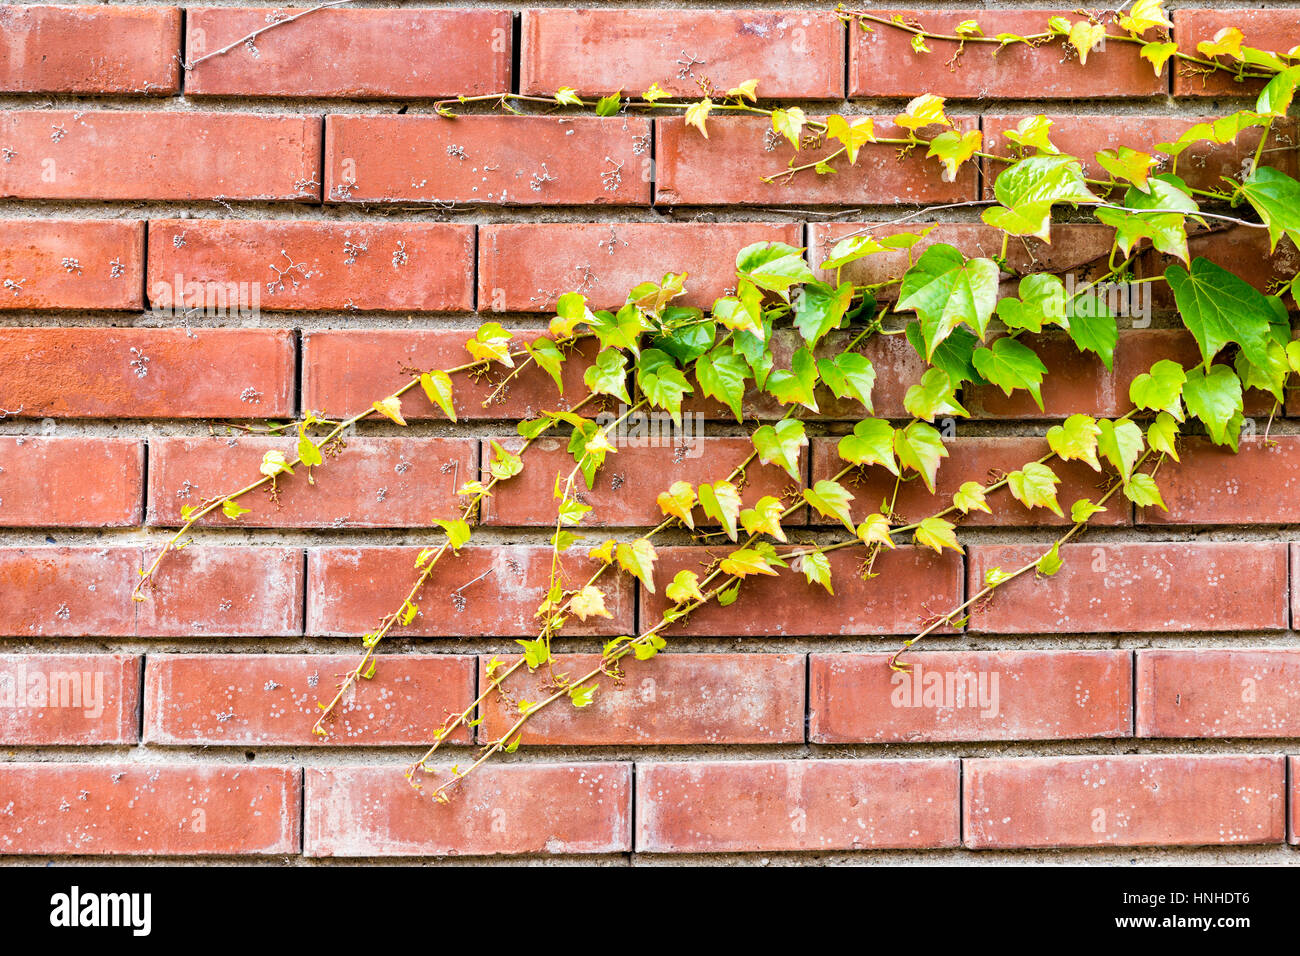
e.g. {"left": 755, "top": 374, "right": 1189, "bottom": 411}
{"left": 0, "top": 2, "right": 1298, "bottom": 863}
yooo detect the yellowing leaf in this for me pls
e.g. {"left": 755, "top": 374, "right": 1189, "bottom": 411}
{"left": 1068, "top": 20, "right": 1106, "bottom": 65}
{"left": 434, "top": 518, "right": 471, "bottom": 551}
{"left": 554, "top": 86, "right": 582, "bottom": 106}
{"left": 914, "top": 516, "right": 963, "bottom": 555}
{"left": 371, "top": 395, "right": 406, "bottom": 426}
{"left": 1140, "top": 40, "right": 1179, "bottom": 76}
{"left": 1007, "top": 461, "right": 1064, "bottom": 517}
{"left": 1198, "top": 27, "right": 1244, "bottom": 60}
{"left": 685, "top": 98, "right": 713, "bottom": 138}
{"left": 894, "top": 93, "right": 950, "bottom": 132}
{"left": 953, "top": 481, "right": 991, "bottom": 515}
{"left": 740, "top": 496, "right": 787, "bottom": 542}
{"left": 588, "top": 539, "right": 617, "bottom": 564}
{"left": 857, "top": 513, "right": 896, "bottom": 549}
{"left": 803, "top": 479, "right": 856, "bottom": 532}
{"left": 771, "top": 107, "right": 807, "bottom": 148}
{"left": 725, "top": 79, "right": 759, "bottom": 101}
{"left": 655, "top": 480, "right": 697, "bottom": 528}
{"left": 1116, "top": 0, "right": 1173, "bottom": 35}
{"left": 420, "top": 370, "right": 456, "bottom": 422}
{"left": 570, "top": 585, "right": 612, "bottom": 622}
{"left": 665, "top": 569, "right": 705, "bottom": 605}
{"left": 465, "top": 322, "right": 514, "bottom": 367}
{"left": 259, "top": 448, "right": 295, "bottom": 477}
{"left": 698, "top": 480, "right": 742, "bottom": 541}
{"left": 825, "top": 114, "right": 876, "bottom": 164}
{"left": 719, "top": 548, "right": 778, "bottom": 579}
{"left": 616, "top": 539, "right": 659, "bottom": 593}
{"left": 795, "top": 549, "right": 834, "bottom": 595}
{"left": 643, "top": 82, "right": 670, "bottom": 103}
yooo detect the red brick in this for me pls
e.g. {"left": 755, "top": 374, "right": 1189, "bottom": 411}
{"left": 0, "top": 763, "right": 300, "bottom": 856}
{"left": 521, "top": 9, "right": 844, "bottom": 99}
{"left": 143, "top": 654, "right": 475, "bottom": 746}
{"left": 637, "top": 759, "right": 960, "bottom": 852}
{"left": 306, "top": 546, "right": 633, "bottom": 637}
{"left": 1138, "top": 437, "right": 1300, "bottom": 525}
{"left": 1137, "top": 649, "right": 1300, "bottom": 738}
{"left": 478, "top": 652, "right": 805, "bottom": 745}
{"left": 809, "top": 222, "right": 1116, "bottom": 297}
{"left": 851, "top": 10, "right": 1163, "bottom": 99}
{"left": 0, "top": 220, "right": 144, "bottom": 311}
{"left": 810, "top": 436, "right": 1130, "bottom": 528}
{"left": 136, "top": 547, "right": 304, "bottom": 638}
{"left": 655, "top": 114, "right": 979, "bottom": 206}
{"left": 0, "top": 111, "right": 321, "bottom": 201}
{"left": 302, "top": 328, "right": 596, "bottom": 421}
{"left": 0, "top": 654, "right": 140, "bottom": 745}
{"left": 0, "top": 328, "right": 295, "bottom": 419}
{"left": 148, "top": 436, "right": 476, "bottom": 529}
{"left": 481, "top": 437, "right": 803, "bottom": 527}
{"left": 0, "top": 547, "right": 137, "bottom": 637}
{"left": 810, "top": 650, "right": 1131, "bottom": 743}
{"left": 324, "top": 114, "right": 651, "bottom": 205}
{"left": 0, "top": 5, "right": 180, "bottom": 94}
{"left": 967, "top": 542, "right": 1288, "bottom": 633}
{"left": 0, "top": 437, "right": 144, "bottom": 527}
{"left": 187, "top": 7, "right": 511, "bottom": 98}
{"left": 305, "top": 763, "right": 631, "bottom": 857}
{"left": 1292, "top": 757, "right": 1299, "bottom": 846}
{"left": 478, "top": 222, "right": 801, "bottom": 312}
{"left": 982, "top": 114, "right": 1298, "bottom": 196}
{"left": 643, "top": 545, "right": 962, "bottom": 636}
{"left": 147, "top": 220, "right": 475, "bottom": 313}
{"left": 964, "top": 755, "right": 1286, "bottom": 848}
{"left": 1172, "top": 10, "right": 1300, "bottom": 97}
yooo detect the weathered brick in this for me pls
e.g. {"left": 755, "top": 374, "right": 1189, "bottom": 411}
{"left": 1172, "top": 10, "right": 1300, "bottom": 97}
{"left": 148, "top": 436, "right": 476, "bottom": 529}
{"left": 302, "top": 328, "right": 597, "bottom": 421}
{"left": 0, "top": 654, "right": 140, "bottom": 745}
{"left": 521, "top": 9, "right": 845, "bottom": 99}
{"left": 481, "top": 436, "right": 804, "bottom": 527}
{"left": 0, "top": 220, "right": 144, "bottom": 311}
{"left": 851, "top": 10, "right": 1163, "bottom": 99}
{"left": 147, "top": 220, "right": 475, "bottom": 313}
{"left": 1138, "top": 437, "right": 1300, "bottom": 525}
{"left": 0, "top": 5, "right": 180, "bottom": 94}
{"left": 643, "top": 545, "right": 962, "bottom": 636}
{"left": 305, "top": 763, "right": 631, "bottom": 857}
{"left": 478, "top": 222, "right": 802, "bottom": 312}
{"left": 654, "top": 114, "right": 979, "bottom": 206}
{"left": 0, "top": 764, "right": 300, "bottom": 856}
{"left": 810, "top": 650, "right": 1132, "bottom": 743}
{"left": 0, "top": 328, "right": 295, "bottom": 419}
{"left": 965, "top": 755, "right": 1286, "bottom": 848}
{"left": 1292, "top": 757, "right": 1299, "bottom": 846}
{"left": 478, "top": 652, "right": 805, "bottom": 745}
{"left": 0, "top": 111, "right": 322, "bottom": 201}
{"left": 809, "top": 435, "right": 1130, "bottom": 528}
{"left": 1137, "top": 649, "right": 1300, "bottom": 738}
{"left": 637, "top": 759, "right": 960, "bottom": 852}
{"left": 143, "top": 654, "right": 475, "bottom": 746}
{"left": 0, "top": 437, "right": 144, "bottom": 527}
{"left": 324, "top": 114, "right": 651, "bottom": 205}
{"left": 0, "top": 547, "right": 138, "bottom": 637}
{"left": 306, "top": 546, "right": 633, "bottom": 637}
{"left": 967, "top": 542, "right": 1288, "bottom": 633}
{"left": 187, "top": 7, "right": 511, "bottom": 98}
{"left": 982, "top": 114, "right": 1298, "bottom": 195}
{"left": 136, "top": 547, "right": 304, "bottom": 638}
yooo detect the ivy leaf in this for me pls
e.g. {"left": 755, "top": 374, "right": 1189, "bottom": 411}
{"left": 1140, "top": 40, "right": 1179, "bottom": 76}
{"left": 837, "top": 418, "right": 898, "bottom": 475}
{"left": 1095, "top": 146, "right": 1156, "bottom": 192}
{"left": 297, "top": 433, "right": 323, "bottom": 468}
{"left": 1147, "top": 412, "right": 1180, "bottom": 462}
{"left": 857, "top": 513, "right": 896, "bottom": 549}
{"left": 926, "top": 128, "right": 983, "bottom": 182}
{"left": 764, "top": 347, "right": 820, "bottom": 412}
{"left": 1256, "top": 65, "right": 1300, "bottom": 118}
{"left": 656, "top": 480, "right": 697, "bottom": 529}
{"left": 712, "top": 279, "right": 764, "bottom": 336}
{"left": 588, "top": 303, "right": 648, "bottom": 354}
{"left": 795, "top": 548, "right": 834, "bottom": 594}
{"left": 803, "top": 479, "right": 856, "bottom": 532}
{"left": 972, "top": 337, "right": 1048, "bottom": 410}
{"left": 894, "top": 421, "right": 948, "bottom": 493}
{"left": 1068, "top": 20, "right": 1106, "bottom": 65}
{"left": 516, "top": 637, "right": 550, "bottom": 670}
{"left": 651, "top": 312, "right": 712, "bottom": 365}
{"left": 904, "top": 367, "right": 968, "bottom": 422}
{"left": 570, "top": 585, "right": 612, "bottom": 622}
{"left": 894, "top": 93, "right": 950, "bottom": 131}
{"left": 525, "top": 337, "right": 566, "bottom": 395}
{"left": 1046, "top": 414, "right": 1102, "bottom": 471}
{"left": 1181, "top": 363, "right": 1243, "bottom": 447}
{"left": 487, "top": 440, "right": 523, "bottom": 481}
{"left": 1165, "top": 257, "right": 1275, "bottom": 371}
{"left": 633, "top": 634, "right": 668, "bottom": 660}
{"left": 1070, "top": 498, "right": 1106, "bottom": 522}
{"left": 895, "top": 244, "right": 999, "bottom": 359}
{"left": 720, "top": 548, "right": 779, "bottom": 579}
{"left": 222, "top": 499, "right": 250, "bottom": 520}
{"left": 636, "top": 349, "right": 693, "bottom": 426}
{"left": 1007, "top": 462, "right": 1064, "bottom": 517}
{"left": 1128, "top": 359, "right": 1186, "bottom": 420}
{"left": 906, "top": 321, "right": 980, "bottom": 386}
{"left": 740, "top": 496, "right": 787, "bottom": 542}
{"left": 595, "top": 91, "right": 622, "bottom": 116}
{"left": 1124, "top": 472, "right": 1167, "bottom": 511}
{"left": 995, "top": 273, "right": 1066, "bottom": 334}
{"left": 695, "top": 347, "right": 749, "bottom": 422}
{"left": 1116, "top": 0, "right": 1173, "bottom": 34}
{"left": 568, "top": 684, "right": 598, "bottom": 709}
{"left": 583, "top": 349, "right": 632, "bottom": 404}
{"left": 554, "top": 87, "right": 582, "bottom": 107}
{"left": 666, "top": 570, "right": 705, "bottom": 605}
{"left": 825, "top": 114, "right": 876, "bottom": 163}
{"left": 371, "top": 396, "right": 406, "bottom": 426}
{"left": 697, "top": 480, "right": 742, "bottom": 541}
{"left": 1064, "top": 292, "right": 1118, "bottom": 372}
{"left": 1096, "top": 418, "right": 1145, "bottom": 481}
{"left": 1036, "top": 543, "right": 1063, "bottom": 576}
{"left": 816, "top": 351, "right": 876, "bottom": 411}
{"left": 420, "top": 370, "right": 457, "bottom": 422}
{"left": 259, "top": 449, "right": 295, "bottom": 478}
{"left": 466, "top": 322, "right": 514, "bottom": 367}
{"left": 982, "top": 155, "right": 1099, "bottom": 240}
{"left": 771, "top": 107, "right": 806, "bottom": 148}
{"left": 793, "top": 280, "right": 854, "bottom": 346}
{"left": 615, "top": 539, "right": 659, "bottom": 593}
{"left": 736, "top": 242, "right": 815, "bottom": 299}
{"left": 752, "top": 418, "right": 807, "bottom": 481}
{"left": 1239, "top": 166, "right": 1300, "bottom": 253}
{"left": 685, "top": 98, "right": 713, "bottom": 138}
{"left": 914, "top": 516, "right": 963, "bottom": 555}
{"left": 953, "top": 481, "right": 991, "bottom": 514}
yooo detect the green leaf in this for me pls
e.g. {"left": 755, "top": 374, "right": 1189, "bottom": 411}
{"left": 525, "top": 338, "right": 566, "bottom": 395}
{"left": 1006, "top": 462, "right": 1063, "bottom": 517}
{"left": 1063, "top": 292, "right": 1118, "bottom": 372}
{"left": 1147, "top": 412, "right": 1180, "bottom": 462}
{"left": 971, "top": 337, "right": 1048, "bottom": 410}
{"left": 1128, "top": 359, "right": 1187, "bottom": 420}
{"left": 816, "top": 351, "right": 876, "bottom": 411}
{"left": 735, "top": 242, "right": 815, "bottom": 299}
{"left": 793, "top": 281, "right": 854, "bottom": 346}
{"left": 435, "top": 518, "right": 472, "bottom": 551}
{"left": 895, "top": 244, "right": 999, "bottom": 359}
{"left": 595, "top": 91, "right": 622, "bottom": 116}
{"left": 982, "top": 154, "right": 1099, "bottom": 240}
{"left": 1046, "top": 414, "right": 1101, "bottom": 471}
{"left": 752, "top": 419, "right": 807, "bottom": 481}
{"left": 297, "top": 433, "right": 323, "bottom": 468}
{"left": 633, "top": 634, "right": 668, "bottom": 660}
{"left": 764, "top": 347, "right": 820, "bottom": 412}
{"left": 1256, "top": 65, "right": 1300, "bottom": 118}
{"left": 796, "top": 548, "right": 834, "bottom": 594}
{"left": 1096, "top": 418, "right": 1145, "bottom": 480}
{"left": 583, "top": 349, "right": 632, "bottom": 404}
{"left": 636, "top": 349, "right": 693, "bottom": 425}
{"left": 837, "top": 419, "right": 898, "bottom": 475}
{"left": 995, "top": 273, "right": 1067, "bottom": 334}
{"left": 953, "top": 481, "right": 991, "bottom": 514}
{"left": 1165, "top": 257, "right": 1276, "bottom": 371}
{"left": 695, "top": 347, "right": 749, "bottom": 422}
{"left": 487, "top": 440, "right": 523, "bottom": 481}
{"left": 568, "top": 683, "right": 597, "bottom": 708}
{"left": 803, "top": 479, "right": 856, "bottom": 531}
{"left": 740, "top": 496, "right": 787, "bottom": 542}
{"left": 588, "top": 303, "right": 648, "bottom": 353}
{"left": 1036, "top": 542, "right": 1063, "bottom": 576}
{"left": 1181, "top": 363, "right": 1243, "bottom": 447}
{"left": 420, "top": 370, "right": 457, "bottom": 422}
{"left": 1124, "top": 472, "right": 1167, "bottom": 511}
{"left": 697, "top": 480, "right": 742, "bottom": 542}
{"left": 652, "top": 313, "right": 713, "bottom": 364}
{"left": 906, "top": 321, "right": 980, "bottom": 386}
{"left": 914, "top": 516, "right": 963, "bottom": 555}
{"left": 1239, "top": 166, "right": 1300, "bottom": 253}
{"left": 904, "top": 367, "right": 968, "bottom": 422}
{"left": 1070, "top": 498, "right": 1106, "bottom": 522}
{"left": 894, "top": 421, "right": 948, "bottom": 493}
{"left": 616, "top": 539, "right": 658, "bottom": 593}
{"left": 516, "top": 637, "right": 550, "bottom": 669}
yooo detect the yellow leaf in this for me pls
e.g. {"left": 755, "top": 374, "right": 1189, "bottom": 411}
{"left": 719, "top": 548, "right": 778, "bottom": 579}
{"left": 856, "top": 513, "right": 896, "bottom": 549}
{"left": 1197, "top": 26, "right": 1244, "bottom": 60}
{"left": 656, "top": 480, "right": 697, "bottom": 529}
{"left": 643, "top": 81, "right": 669, "bottom": 103}
{"left": 665, "top": 569, "right": 704, "bottom": 606}
{"left": 893, "top": 93, "right": 950, "bottom": 132}
{"left": 825, "top": 114, "right": 876, "bottom": 164}
{"left": 588, "top": 539, "right": 617, "bottom": 564}
{"left": 372, "top": 396, "right": 406, "bottom": 426}
{"left": 1068, "top": 20, "right": 1106, "bottom": 65}
{"left": 771, "top": 107, "right": 806, "bottom": 148}
{"left": 914, "top": 516, "right": 963, "bottom": 555}
{"left": 685, "top": 98, "right": 713, "bottom": 139}
{"left": 739, "top": 495, "right": 787, "bottom": 542}
{"left": 616, "top": 539, "right": 659, "bottom": 592}
{"left": 569, "top": 585, "right": 612, "bottom": 622}
{"left": 725, "top": 79, "right": 759, "bottom": 102}
{"left": 1115, "top": 0, "right": 1172, "bottom": 35}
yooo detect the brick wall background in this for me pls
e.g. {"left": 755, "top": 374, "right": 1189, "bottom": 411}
{"left": 1, "top": 1, "right": 1298, "bottom": 863}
